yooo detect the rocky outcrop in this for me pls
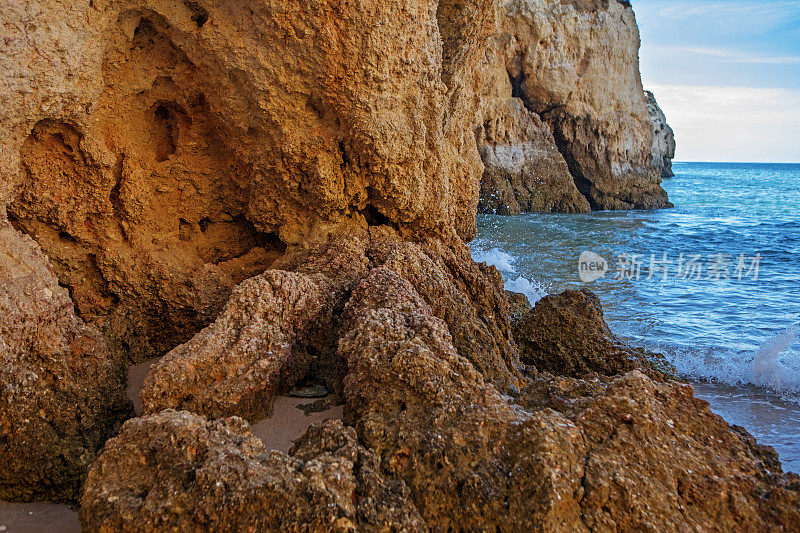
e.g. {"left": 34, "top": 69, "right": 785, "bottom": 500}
{"left": 513, "top": 289, "right": 676, "bottom": 379}
{"left": 141, "top": 236, "right": 522, "bottom": 424}
{"left": 646, "top": 90, "right": 677, "bottom": 178}
{"left": 516, "top": 371, "right": 800, "bottom": 531}
{"left": 80, "top": 412, "right": 424, "bottom": 531}
{"left": 25, "top": 232, "right": 800, "bottom": 529}
{"left": 0, "top": 220, "right": 130, "bottom": 502}
{"left": 337, "top": 266, "right": 800, "bottom": 529}
{"left": 141, "top": 240, "right": 370, "bottom": 422}
{"left": 1, "top": 0, "right": 492, "bottom": 364}
{"left": 368, "top": 237, "right": 523, "bottom": 392}
{"left": 476, "top": 33, "right": 590, "bottom": 214}
{"left": 478, "top": 0, "right": 673, "bottom": 212}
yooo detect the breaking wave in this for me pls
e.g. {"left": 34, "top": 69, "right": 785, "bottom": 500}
{"left": 644, "top": 323, "right": 800, "bottom": 403}
{"left": 470, "top": 245, "right": 548, "bottom": 305}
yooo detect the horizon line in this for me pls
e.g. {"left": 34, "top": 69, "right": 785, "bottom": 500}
{"left": 673, "top": 160, "right": 800, "bottom": 165}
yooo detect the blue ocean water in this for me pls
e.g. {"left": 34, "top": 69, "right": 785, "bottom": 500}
{"left": 472, "top": 162, "right": 800, "bottom": 473}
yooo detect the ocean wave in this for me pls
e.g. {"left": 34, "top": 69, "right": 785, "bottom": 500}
{"left": 470, "top": 244, "right": 548, "bottom": 305}
{"left": 663, "top": 324, "right": 800, "bottom": 402}
{"left": 504, "top": 276, "right": 548, "bottom": 305}
{"left": 470, "top": 246, "right": 517, "bottom": 273}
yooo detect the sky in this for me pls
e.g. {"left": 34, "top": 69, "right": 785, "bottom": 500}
{"left": 634, "top": 0, "right": 800, "bottom": 163}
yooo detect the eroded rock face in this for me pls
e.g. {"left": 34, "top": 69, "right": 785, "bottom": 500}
{"left": 512, "top": 289, "right": 676, "bottom": 379}
{"left": 141, "top": 236, "right": 522, "bottom": 424}
{"left": 368, "top": 237, "right": 524, "bottom": 393}
{"left": 141, "top": 240, "right": 370, "bottom": 422}
{"left": 646, "top": 90, "right": 677, "bottom": 178}
{"left": 2, "top": 0, "right": 493, "bottom": 363}
{"left": 80, "top": 412, "right": 424, "bottom": 531}
{"left": 476, "top": 34, "right": 590, "bottom": 214}
{"left": 75, "top": 238, "right": 800, "bottom": 529}
{"left": 516, "top": 371, "right": 800, "bottom": 531}
{"left": 482, "top": 0, "right": 672, "bottom": 211}
{"left": 337, "top": 265, "right": 799, "bottom": 529}
{"left": 3, "top": 0, "right": 797, "bottom": 529}
{"left": 0, "top": 219, "right": 130, "bottom": 503}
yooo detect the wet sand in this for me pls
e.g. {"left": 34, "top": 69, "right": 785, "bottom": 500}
{"left": 126, "top": 357, "right": 162, "bottom": 415}
{"left": 0, "top": 501, "right": 80, "bottom": 533}
{"left": 1, "top": 357, "right": 344, "bottom": 530}
{"left": 250, "top": 396, "right": 344, "bottom": 453}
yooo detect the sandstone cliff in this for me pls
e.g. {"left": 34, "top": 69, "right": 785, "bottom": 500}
{"left": 1, "top": 0, "right": 798, "bottom": 529}
{"left": 478, "top": 0, "right": 674, "bottom": 213}
{"left": 0, "top": 0, "right": 493, "bottom": 364}
{"left": 646, "top": 90, "right": 677, "bottom": 178}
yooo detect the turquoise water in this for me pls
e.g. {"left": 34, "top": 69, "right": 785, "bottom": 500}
{"left": 473, "top": 162, "right": 800, "bottom": 473}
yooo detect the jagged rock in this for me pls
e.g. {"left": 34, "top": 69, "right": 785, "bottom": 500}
{"left": 141, "top": 240, "right": 370, "bottom": 422}
{"left": 73, "top": 243, "right": 800, "bottom": 530}
{"left": 512, "top": 289, "right": 675, "bottom": 378}
{"left": 79, "top": 411, "right": 424, "bottom": 531}
{"left": 646, "top": 90, "right": 676, "bottom": 178}
{"left": 491, "top": 0, "right": 672, "bottom": 210}
{"left": 142, "top": 236, "right": 522, "bottom": 422}
{"left": 3, "top": 1, "right": 797, "bottom": 530}
{"left": 516, "top": 371, "right": 800, "bottom": 531}
{"left": 505, "top": 289, "right": 533, "bottom": 321}
{"left": 0, "top": 218, "right": 130, "bottom": 502}
{"left": 339, "top": 266, "right": 575, "bottom": 530}
{"left": 338, "top": 266, "right": 800, "bottom": 529}
{"left": 140, "top": 270, "right": 328, "bottom": 422}
{"left": 369, "top": 237, "right": 524, "bottom": 393}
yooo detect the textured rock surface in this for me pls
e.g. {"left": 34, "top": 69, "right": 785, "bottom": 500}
{"left": 483, "top": 0, "right": 672, "bottom": 211}
{"left": 369, "top": 237, "right": 524, "bottom": 393}
{"left": 3, "top": 0, "right": 797, "bottom": 529}
{"left": 0, "top": 219, "right": 130, "bottom": 502}
{"left": 142, "top": 236, "right": 522, "bottom": 423}
{"left": 516, "top": 371, "right": 800, "bottom": 531}
{"left": 141, "top": 240, "right": 369, "bottom": 422}
{"left": 1, "top": 0, "right": 492, "bottom": 363}
{"left": 47, "top": 236, "right": 800, "bottom": 529}
{"left": 476, "top": 33, "right": 590, "bottom": 214}
{"left": 338, "top": 266, "right": 800, "bottom": 529}
{"left": 513, "top": 289, "right": 676, "bottom": 379}
{"left": 646, "top": 90, "right": 676, "bottom": 178}
{"left": 80, "top": 411, "right": 424, "bottom": 531}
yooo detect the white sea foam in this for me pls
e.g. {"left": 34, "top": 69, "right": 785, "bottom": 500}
{"left": 504, "top": 276, "right": 548, "bottom": 305}
{"left": 470, "top": 246, "right": 517, "bottom": 273}
{"left": 470, "top": 244, "right": 548, "bottom": 305}
{"left": 660, "top": 324, "right": 800, "bottom": 402}
{"left": 752, "top": 323, "right": 800, "bottom": 393}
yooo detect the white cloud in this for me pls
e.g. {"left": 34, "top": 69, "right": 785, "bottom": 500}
{"left": 649, "top": 46, "right": 800, "bottom": 65}
{"left": 646, "top": 84, "right": 800, "bottom": 163}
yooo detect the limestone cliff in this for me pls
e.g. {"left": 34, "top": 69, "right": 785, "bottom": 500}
{"left": 0, "top": 0, "right": 492, "bottom": 364}
{"left": 646, "top": 90, "right": 677, "bottom": 178}
{"left": 475, "top": 24, "right": 590, "bottom": 214}
{"left": 478, "top": 0, "right": 674, "bottom": 212}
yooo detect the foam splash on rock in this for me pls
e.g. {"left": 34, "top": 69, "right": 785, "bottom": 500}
{"left": 470, "top": 244, "right": 548, "bottom": 305}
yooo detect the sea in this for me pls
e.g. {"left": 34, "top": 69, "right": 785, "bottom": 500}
{"left": 471, "top": 162, "right": 800, "bottom": 473}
